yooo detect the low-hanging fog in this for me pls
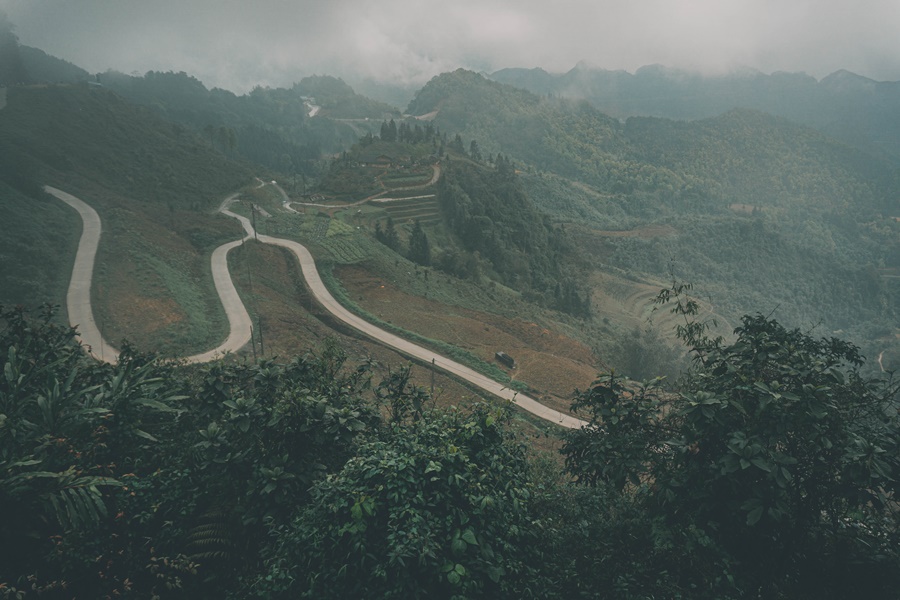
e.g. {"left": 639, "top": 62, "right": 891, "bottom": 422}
{"left": 3, "top": 0, "right": 900, "bottom": 94}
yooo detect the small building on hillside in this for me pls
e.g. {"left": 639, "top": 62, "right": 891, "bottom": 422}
{"left": 361, "top": 154, "right": 394, "bottom": 168}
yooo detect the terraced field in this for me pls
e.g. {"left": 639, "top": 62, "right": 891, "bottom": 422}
{"left": 381, "top": 171, "right": 434, "bottom": 189}
{"left": 319, "top": 233, "right": 372, "bottom": 263}
{"left": 377, "top": 196, "right": 442, "bottom": 225}
{"left": 589, "top": 271, "right": 735, "bottom": 345}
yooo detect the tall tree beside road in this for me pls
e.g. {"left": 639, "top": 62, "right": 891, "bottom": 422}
{"left": 408, "top": 219, "right": 431, "bottom": 265}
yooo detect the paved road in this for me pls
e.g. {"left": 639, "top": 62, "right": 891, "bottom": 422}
{"left": 260, "top": 184, "right": 586, "bottom": 428}
{"left": 390, "top": 163, "right": 441, "bottom": 190}
{"left": 289, "top": 164, "right": 442, "bottom": 210}
{"left": 51, "top": 184, "right": 585, "bottom": 428}
{"left": 46, "top": 186, "right": 120, "bottom": 362}
{"left": 182, "top": 194, "right": 254, "bottom": 363}
{"left": 370, "top": 194, "right": 435, "bottom": 203}
{"left": 50, "top": 187, "right": 252, "bottom": 364}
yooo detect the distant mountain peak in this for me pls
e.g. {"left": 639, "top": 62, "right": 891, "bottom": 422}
{"left": 493, "top": 66, "right": 552, "bottom": 76}
{"left": 634, "top": 64, "right": 701, "bottom": 82}
{"left": 820, "top": 69, "right": 877, "bottom": 91}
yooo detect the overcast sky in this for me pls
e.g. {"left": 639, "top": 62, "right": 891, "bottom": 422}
{"left": 3, "top": 0, "right": 899, "bottom": 93}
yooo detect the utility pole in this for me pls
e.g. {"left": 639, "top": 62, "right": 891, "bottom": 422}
{"left": 258, "top": 316, "right": 265, "bottom": 357}
{"left": 246, "top": 244, "right": 253, "bottom": 291}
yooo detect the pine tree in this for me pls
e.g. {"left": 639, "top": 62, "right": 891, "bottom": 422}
{"left": 469, "top": 140, "right": 482, "bottom": 162}
{"left": 408, "top": 220, "right": 431, "bottom": 266}
{"left": 449, "top": 134, "right": 465, "bottom": 154}
{"left": 387, "top": 119, "right": 398, "bottom": 142}
{"left": 384, "top": 217, "right": 400, "bottom": 251}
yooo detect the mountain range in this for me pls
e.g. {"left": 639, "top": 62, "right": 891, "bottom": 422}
{"left": 1, "top": 24, "right": 897, "bottom": 373}
{"left": 490, "top": 62, "right": 900, "bottom": 164}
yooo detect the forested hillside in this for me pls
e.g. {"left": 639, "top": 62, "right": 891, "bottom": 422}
{"left": 438, "top": 157, "right": 590, "bottom": 316}
{"left": 626, "top": 109, "right": 896, "bottom": 214}
{"left": 491, "top": 63, "right": 900, "bottom": 164}
{"left": 97, "top": 70, "right": 396, "bottom": 176}
{"left": 292, "top": 74, "right": 400, "bottom": 118}
{"left": 0, "top": 85, "right": 250, "bottom": 208}
{"left": 2, "top": 24, "right": 900, "bottom": 598}
{"left": 411, "top": 70, "right": 896, "bottom": 215}
{"left": 0, "top": 82, "right": 255, "bottom": 352}
{"left": 19, "top": 45, "right": 90, "bottom": 83}
{"left": 409, "top": 70, "right": 899, "bottom": 365}
{"left": 408, "top": 69, "right": 630, "bottom": 190}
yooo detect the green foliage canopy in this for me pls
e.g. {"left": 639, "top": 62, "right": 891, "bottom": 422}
{"left": 563, "top": 291, "right": 900, "bottom": 597}
{"left": 259, "top": 405, "right": 540, "bottom": 599}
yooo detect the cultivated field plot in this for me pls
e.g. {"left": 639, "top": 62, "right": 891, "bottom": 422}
{"left": 377, "top": 196, "right": 442, "bottom": 225}
{"left": 335, "top": 264, "right": 601, "bottom": 414}
{"left": 380, "top": 169, "right": 434, "bottom": 189}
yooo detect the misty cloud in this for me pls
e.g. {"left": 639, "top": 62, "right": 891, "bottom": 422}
{"left": 3, "top": 0, "right": 899, "bottom": 93}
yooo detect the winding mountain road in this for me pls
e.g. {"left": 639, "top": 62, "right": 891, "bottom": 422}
{"left": 46, "top": 186, "right": 120, "bottom": 362}
{"left": 181, "top": 195, "right": 254, "bottom": 363}
{"left": 48, "top": 187, "right": 253, "bottom": 364}
{"left": 50, "top": 183, "right": 585, "bottom": 429}
{"left": 288, "top": 163, "right": 442, "bottom": 210}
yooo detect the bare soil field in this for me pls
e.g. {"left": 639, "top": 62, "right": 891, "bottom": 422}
{"left": 334, "top": 264, "right": 601, "bottom": 415}
{"left": 587, "top": 270, "right": 735, "bottom": 343}
{"left": 228, "top": 243, "right": 566, "bottom": 452}
{"left": 587, "top": 224, "right": 676, "bottom": 238}
{"left": 87, "top": 191, "right": 233, "bottom": 355}
{"left": 729, "top": 203, "right": 760, "bottom": 214}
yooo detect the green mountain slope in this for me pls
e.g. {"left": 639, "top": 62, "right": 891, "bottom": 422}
{"left": 95, "top": 70, "right": 398, "bottom": 177}
{"left": 491, "top": 63, "right": 900, "bottom": 164}
{"left": 293, "top": 74, "right": 400, "bottom": 118}
{"left": 408, "top": 69, "right": 641, "bottom": 192}
{"left": 0, "top": 83, "right": 255, "bottom": 354}
{"left": 2, "top": 84, "right": 251, "bottom": 208}
{"left": 409, "top": 70, "right": 896, "bottom": 217}
{"left": 407, "top": 70, "right": 899, "bottom": 361}
{"left": 19, "top": 44, "right": 91, "bottom": 83}
{"left": 625, "top": 108, "right": 896, "bottom": 214}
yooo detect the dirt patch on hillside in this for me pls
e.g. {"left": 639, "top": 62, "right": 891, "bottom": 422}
{"left": 116, "top": 294, "right": 184, "bottom": 334}
{"left": 586, "top": 271, "right": 735, "bottom": 347}
{"left": 335, "top": 265, "right": 600, "bottom": 414}
{"left": 94, "top": 251, "right": 190, "bottom": 345}
{"left": 565, "top": 224, "right": 676, "bottom": 265}
{"left": 230, "top": 243, "right": 565, "bottom": 452}
{"left": 589, "top": 225, "right": 676, "bottom": 238}
{"left": 230, "top": 244, "right": 483, "bottom": 400}
{"left": 729, "top": 203, "right": 760, "bottom": 214}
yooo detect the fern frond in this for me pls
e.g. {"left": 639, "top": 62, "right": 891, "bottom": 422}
{"left": 186, "top": 505, "right": 236, "bottom": 565}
